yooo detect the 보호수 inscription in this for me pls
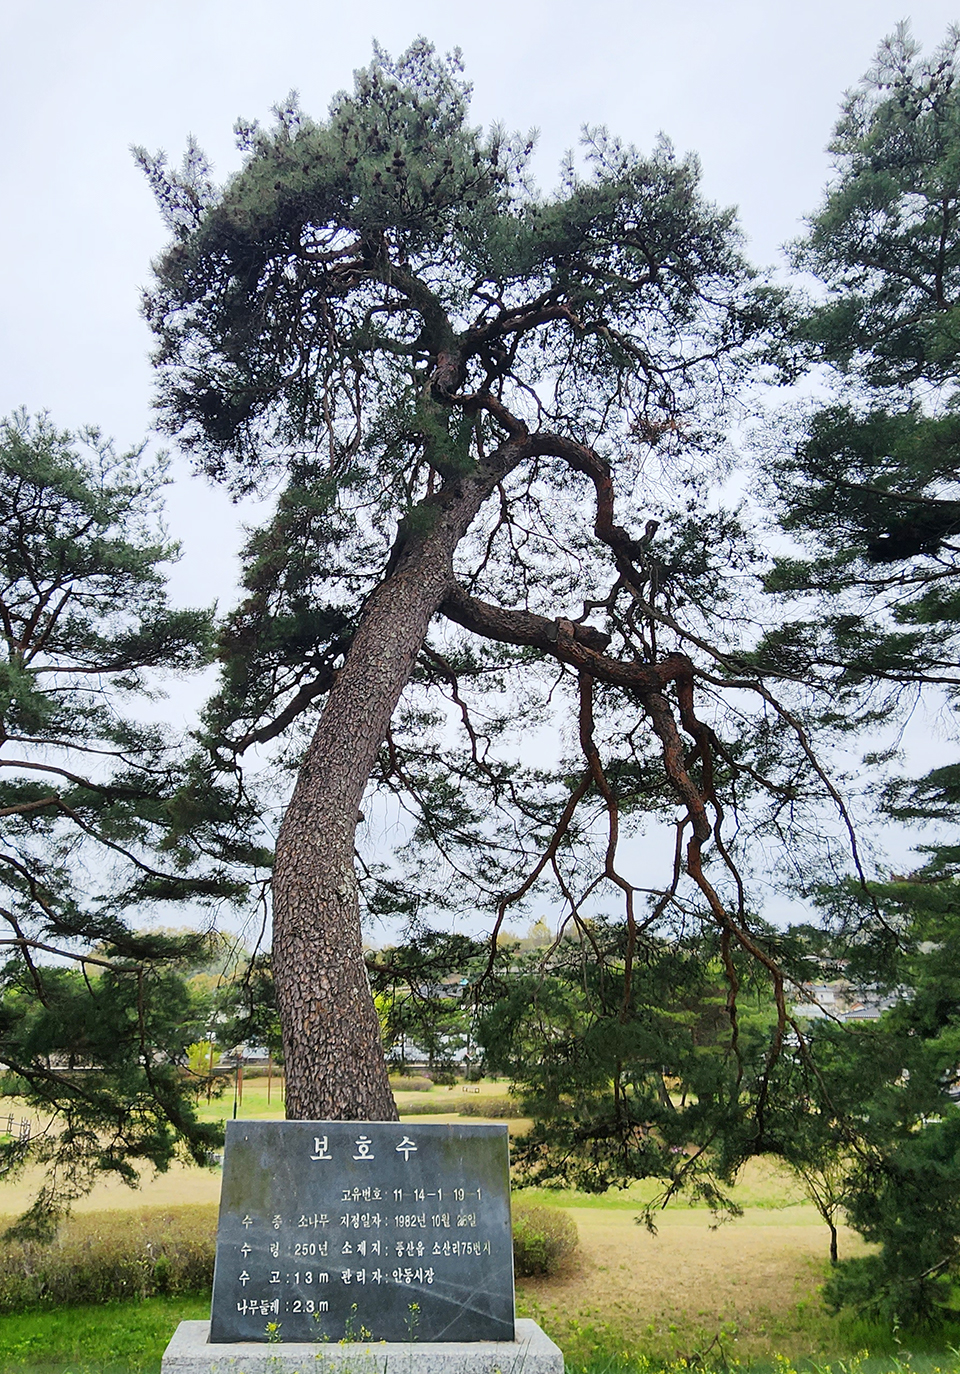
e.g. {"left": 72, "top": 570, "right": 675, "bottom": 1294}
{"left": 209, "top": 1120, "right": 515, "bottom": 1343}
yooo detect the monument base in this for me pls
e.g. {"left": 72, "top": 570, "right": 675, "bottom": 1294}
{"left": 161, "top": 1318, "right": 563, "bottom": 1374}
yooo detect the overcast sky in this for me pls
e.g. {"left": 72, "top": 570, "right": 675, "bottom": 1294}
{"left": 4, "top": 0, "right": 958, "bottom": 611}
{"left": 2, "top": 0, "right": 956, "bottom": 926}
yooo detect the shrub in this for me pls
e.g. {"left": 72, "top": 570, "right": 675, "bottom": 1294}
{"left": 459, "top": 1095, "right": 525, "bottom": 1118}
{"left": 0, "top": 1196, "right": 578, "bottom": 1313}
{"left": 511, "top": 1203, "right": 579, "bottom": 1277}
{"left": 389, "top": 1076, "right": 433, "bottom": 1092}
{"left": 393, "top": 1100, "right": 457, "bottom": 1114}
{"left": 0, "top": 1205, "right": 217, "bottom": 1311}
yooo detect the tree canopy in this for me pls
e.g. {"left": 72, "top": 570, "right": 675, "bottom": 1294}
{"left": 752, "top": 22, "right": 960, "bottom": 1323}
{"left": 763, "top": 23, "right": 960, "bottom": 743}
{"left": 0, "top": 411, "right": 259, "bottom": 1234}
{"left": 136, "top": 38, "right": 851, "bottom": 1136}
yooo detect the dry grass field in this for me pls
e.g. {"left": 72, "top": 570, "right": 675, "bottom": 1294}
{"left": 190, "top": 1072, "right": 518, "bottom": 1122}
{"left": 519, "top": 1190, "right": 864, "bottom": 1366}
{"left": 0, "top": 1076, "right": 526, "bottom": 1213}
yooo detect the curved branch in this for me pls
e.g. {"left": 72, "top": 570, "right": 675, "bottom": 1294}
{"left": 232, "top": 663, "right": 340, "bottom": 754}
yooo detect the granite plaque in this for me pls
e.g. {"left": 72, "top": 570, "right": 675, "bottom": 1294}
{"left": 209, "top": 1121, "right": 515, "bottom": 1344}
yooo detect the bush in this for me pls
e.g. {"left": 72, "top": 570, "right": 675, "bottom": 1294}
{"left": 459, "top": 1095, "right": 525, "bottom": 1118}
{"left": 0, "top": 1196, "right": 578, "bottom": 1313}
{"left": 389, "top": 1076, "right": 434, "bottom": 1092}
{"left": 392, "top": 1100, "right": 457, "bottom": 1114}
{"left": 511, "top": 1202, "right": 579, "bottom": 1277}
{"left": 0, "top": 1205, "right": 217, "bottom": 1311}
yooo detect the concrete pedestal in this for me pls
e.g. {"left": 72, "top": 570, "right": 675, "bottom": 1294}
{"left": 161, "top": 1318, "right": 563, "bottom": 1374}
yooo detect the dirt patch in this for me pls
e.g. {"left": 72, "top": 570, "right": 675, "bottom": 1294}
{"left": 518, "top": 1203, "right": 866, "bottom": 1365}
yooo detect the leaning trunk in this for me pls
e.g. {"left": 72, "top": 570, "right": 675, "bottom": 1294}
{"left": 273, "top": 461, "right": 521, "bottom": 1120}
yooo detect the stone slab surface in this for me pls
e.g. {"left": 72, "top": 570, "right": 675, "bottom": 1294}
{"left": 211, "top": 1121, "right": 514, "bottom": 1343}
{"left": 162, "top": 1318, "right": 563, "bottom": 1374}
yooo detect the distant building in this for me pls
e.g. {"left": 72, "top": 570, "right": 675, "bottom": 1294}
{"left": 792, "top": 980, "right": 901, "bottom": 1022}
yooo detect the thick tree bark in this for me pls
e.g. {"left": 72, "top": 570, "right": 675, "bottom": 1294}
{"left": 273, "top": 442, "right": 532, "bottom": 1120}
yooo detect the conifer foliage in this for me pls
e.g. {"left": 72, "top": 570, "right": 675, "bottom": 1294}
{"left": 763, "top": 24, "right": 960, "bottom": 728}
{"left": 757, "top": 24, "right": 960, "bottom": 1323}
{"left": 140, "top": 40, "right": 830, "bottom": 1129}
{"left": 0, "top": 412, "right": 246, "bottom": 1234}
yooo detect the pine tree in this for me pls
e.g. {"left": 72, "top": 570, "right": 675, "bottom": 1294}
{"left": 139, "top": 41, "right": 814, "bottom": 1126}
{"left": 142, "top": 42, "right": 900, "bottom": 1154}
{"left": 761, "top": 22, "right": 960, "bottom": 771}
{"left": 0, "top": 411, "right": 256, "bottom": 1233}
{"left": 756, "top": 24, "right": 960, "bottom": 1323}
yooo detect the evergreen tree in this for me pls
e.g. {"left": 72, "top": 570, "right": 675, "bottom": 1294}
{"left": 761, "top": 22, "right": 960, "bottom": 778}
{"left": 0, "top": 411, "right": 257, "bottom": 1234}
{"left": 753, "top": 29, "right": 960, "bottom": 1316}
{"left": 139, "top": 40, "right": 846, "bottom": 1128}
{"left": 480, "top": 917, "right": 788, "bottom": 1204}
{"left": 796, "top": 875, "right": 960, "bottom": 1324}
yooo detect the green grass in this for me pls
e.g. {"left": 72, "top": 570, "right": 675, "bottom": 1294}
{"left": 0, "top": 1293, "right": 209, "bottom": 1374}
{"left": 563, "top": 1358, "right": 960, "bottom": 1374}
{"left": 1, "top": 1299, "right": 959, "bottom": 1374}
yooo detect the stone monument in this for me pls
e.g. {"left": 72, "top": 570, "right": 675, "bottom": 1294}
{"left": 161, "top": 1119, "right": 563, "bottom": 1374}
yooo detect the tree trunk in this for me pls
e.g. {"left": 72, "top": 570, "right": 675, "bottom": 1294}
{"left": 273, "top": 453, "right": 526, "bottom": 1120}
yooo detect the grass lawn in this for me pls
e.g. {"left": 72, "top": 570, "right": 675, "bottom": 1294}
{"left": 0, "top": 1294, "right": 209, "bottom": 1373}
{"left": 2, "top": 1084, "right": 960, "bottom": 1372}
